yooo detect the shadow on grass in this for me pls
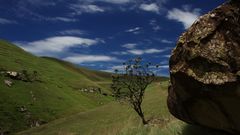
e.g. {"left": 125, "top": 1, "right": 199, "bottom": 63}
{"left": 182, "top": 124, "right": 233, "bottom": 135}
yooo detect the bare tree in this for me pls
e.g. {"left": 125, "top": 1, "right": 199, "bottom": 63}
{"left": 111, "top": 57, "right": 159, "bottom": 124}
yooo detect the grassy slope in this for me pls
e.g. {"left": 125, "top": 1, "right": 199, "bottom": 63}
{"left": 0, "top": 40, "right": 113, "bottom": 133}
{"left": 41, "top": 57, "right": 113, "bottom": 93}
{"left": 0, "top": 40, "right": 229, "bottom": 135}
{"left": 17, "top": 81, "right": 229, "bottom": 135}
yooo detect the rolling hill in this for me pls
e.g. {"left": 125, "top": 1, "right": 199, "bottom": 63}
{"left": 0, "top": 40, "right": 113, "bottom": 134}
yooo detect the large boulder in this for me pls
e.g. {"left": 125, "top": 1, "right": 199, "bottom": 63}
{"left": 168, "top": 0, "right": 240, "bottom": 134}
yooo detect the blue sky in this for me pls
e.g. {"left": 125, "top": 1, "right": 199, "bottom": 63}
{"left": 0, "top": 0, "right": 225, "bottom": 76}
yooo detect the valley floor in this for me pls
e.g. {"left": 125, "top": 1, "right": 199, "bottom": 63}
{"left": 16, "top": 81, "right": 230, "bottom": 135}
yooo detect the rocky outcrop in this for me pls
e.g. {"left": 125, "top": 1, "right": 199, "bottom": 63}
{"left": 168, "top": 0, "right": 240, "bottom": 134}
{"left": 1, "top": 70, "right": 40, "bottom": 83}
{"left": 6, "top": 71, "right": 18, "bottom": 78}
{"left": 4, "top": 80, "right": 13, "bottom": 87}
{"left": 79, "top": 87, "right": 102, "bottom": 94}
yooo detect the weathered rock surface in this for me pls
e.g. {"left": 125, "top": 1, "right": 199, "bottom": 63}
{"left": 4, "top": 80, "right": 13, "bottom": 87}
{"left": 168, "top": 0, "right": 240, "bottom": 134}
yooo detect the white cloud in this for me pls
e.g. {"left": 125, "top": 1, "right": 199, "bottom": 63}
{"left": 145, "top": 48, "right": 164, "bottom": 54}
{"left": 13, "top": 1, "right": 77, "bottom": 22}
{"left": 12, "top": 4, "right": 76, "bottom": 23}
{"left": 70, "top": 4, "right": 105, "bottom": 15}
{"left": 82, "top": 0, "right": 131, "bottom": 4}
{"left": 125, "top": 27, "right": 141, "bottom": 34}
{"left": 96, "top": 0, "right": 131, "bottom": 4}
{"left": 161, "top": 39, "right": 173, "bottom": 44}
{"left": 19, "top": 0, "right": 56, "bottom": 7}
{"left": 158, "top": 65, "right": 169, "bottom": 69}
{"left": 63, "top": 55, "right": 119, "bottom": 64}
{"left": 149, "top": 19, "right": 161, "bottom": 31}
{"left": 81, "top": 5, "right": 105, "bottom": 13}
{"left": 111, "top": 51, "right": 128, "bottom": 55}
{"left": 122, "top": 43, "right": 137, "bottom": 49}
{"left": 149, "top": 19, "right": 157, "bottom": 25}
{"left": 16, "top": 36, "right": 99, "bottom": 55}
{"left": 163, "top": 54, "right": 171, "bottom": 58}
{"left": 160, "top": 60, "right": 169, "bottom": 65}
{"left": 101, "top": 65, "right": 126, "bottom": 73}
{"left": 126, "top": 27, "right": 140, "bottom": 32}
{"left": 49, "top": 17, "right": 77, "bottom": 22}
{"left": 139, "top": 3, "right": 160, "bottom": 13}
{"left": 0, "top": 18, "right": 16, "bottom": 24}
{"left": 167, "top": 7, "right": 200, "bottom": 29}
{"left": 128, "top": 48, "right": 165, "bottom": 55}
{"left": 40, "top": 16, "right": 77, "bottom": 22}
{"left": 58, "top": 29, "right": 86, "bottom": 35}
{"left": 153, "top": 25, "right": 161, "bottom": 31}
{"left": 128, "top": 49, "right": 144, "bottom": 55}
{"left": 68, "top": 0, "right": 132, "bottom": 16}
{"left": 112, "top": 47, "right": 170, "bottom": 56}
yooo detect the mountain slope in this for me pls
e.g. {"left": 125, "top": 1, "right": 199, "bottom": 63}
{"left": 0, "top": 40, "right": 112, "bottom": 134}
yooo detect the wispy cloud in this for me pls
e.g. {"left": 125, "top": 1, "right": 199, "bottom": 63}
{"left": 149, "top": 19, "right": 161, "bottom": 31}
{"left": 122, "top": 43, "right": 137, "bottom": 49}
{"left": 158, "top": 65, "right": 169, "bottom": 69}
{"left": 12, "top": 0, "right": 168, "bottom": 20}
{"left": 163, "top": 54, "right": 171, "bottom": 58}
{"left": 125, "top": 27, "right": 141, "bottom": 34}
{"left": 139, "top": 3, "right": 160, "bottom": 13}
{"left": 0, "top": 18, "right": 16, "bottom": 24}
{"left": 13, "top": 5, "right": 76, "bottom": 23}
{"left": 48, "top": 17, "right": 77, "bottom": 22}
{"left": 68, "top": 0, "right": 133, "bottom": 16}
{"left": 127, "top": 49, "right": 144, "bottom": 55}
{"left": 15, "top": 36, "right": 100, "bottom": 55}
{"left": 112, "top": 47, "right": 171, "bottom": 56}
{"left": 11, "top": 0, "right": 77, "bottom": 22}
{"left": 167, "top": 6, "right": 201, "bottom": 29}
{"left": 111, "top": 51, "right": 128, "bottom": 55}
{"left": 18, "top": 0, "right": 57, "bottom": 7}
{"left": 101, "top": 65, "right": 125, "bottom": 73}
{"left": 153, "top": 26, "right": 161, "bottom": 31}
{"left": 93, "top": 0, "right": 131, "bottom": 4}
{"left": 70, "top": 4, "right": 105, "bottom": 15}
{"left": 58, "top": 29, "right": 86, "bottom": 35}
{"left": 128, "top": 48, "right": 165, "bottom": 55}
{"left": 161, "top": 39, "right": 173, "bottom": 44}
{"left": 63, "top": 55, "right": 119, "bottom": 64}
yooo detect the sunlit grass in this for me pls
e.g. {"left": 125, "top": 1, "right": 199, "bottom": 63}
{"left": 17, "top": 81, "right": 230, "bottom": 135}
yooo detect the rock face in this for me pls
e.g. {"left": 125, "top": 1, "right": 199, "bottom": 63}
{"left": 168, "top": 0, "right": 240, "bottom": 134}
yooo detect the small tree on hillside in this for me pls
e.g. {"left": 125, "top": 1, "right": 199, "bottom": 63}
{"left": 111, "top": 57, "right": 159, "bottom": 124}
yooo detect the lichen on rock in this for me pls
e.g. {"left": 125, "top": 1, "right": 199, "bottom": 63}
{"left": 170, "top": 0, "right": 240, "bottom": 85}
{"left": 168, "top": 0, "right": 240, "bottom": 134}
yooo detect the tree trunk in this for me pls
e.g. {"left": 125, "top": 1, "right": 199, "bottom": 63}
{"left": 140, "top": 114, "right": 147, "bottom": 125}
{"left": 136, "top": 105, "right": 148, "bottom": 125}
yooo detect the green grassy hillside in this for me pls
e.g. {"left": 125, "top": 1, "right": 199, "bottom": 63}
{"left": 17, "top": 81, "right": 229, "bottom": 135}
{"left": 41, "top": 57, "right": 114, "bottom": 93}
{"left": 0, "top": 40, "right": 113, "bottom": 134}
